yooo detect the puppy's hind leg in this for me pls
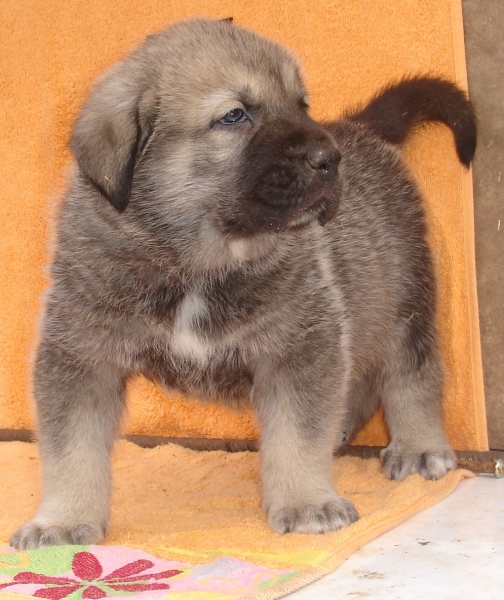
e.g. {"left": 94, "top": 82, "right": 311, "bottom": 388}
{"left": 10, "top": 340, "right": 126, "bottom": 549}
{"left": 379, "top": 334, "right": 456, "bottom": 482}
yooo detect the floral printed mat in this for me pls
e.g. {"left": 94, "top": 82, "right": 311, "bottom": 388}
{"left": 0, "top": 546, "right": 298, "bottom": 600}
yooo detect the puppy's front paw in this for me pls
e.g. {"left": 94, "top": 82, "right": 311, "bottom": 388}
{"left": 381, "top": 447, "right": 457, "bottom": 481}
{"left": 10, "top": 521, "right": 105, "bottom": 550}
{"left": 267, "top": 495, "right": 359, "bottom": 535}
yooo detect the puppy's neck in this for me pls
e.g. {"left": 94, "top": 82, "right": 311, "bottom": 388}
{"left": 190, "top": 221, "right": 286, "bottom": 275}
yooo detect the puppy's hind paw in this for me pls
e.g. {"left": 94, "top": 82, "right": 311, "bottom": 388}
{"left": 10, "top": 521, "right": 105, "bottom": 550}
{"left": 381, "top": 447, "right": 457, "bottom": 481}
{"left": 267, "top": 495, "right": 359, "bottom": 535}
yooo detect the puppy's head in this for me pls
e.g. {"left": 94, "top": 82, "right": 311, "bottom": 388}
{"left": 71, "top": 19, "right": 342, "bottom": 238}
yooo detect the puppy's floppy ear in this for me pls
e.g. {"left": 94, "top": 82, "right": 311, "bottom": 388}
{"left": 71, "top": 61, "right": 156, "bottom": 211}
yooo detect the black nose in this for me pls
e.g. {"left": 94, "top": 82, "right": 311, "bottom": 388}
{"left": 305, "top": 146, "right": 341, "bottom": 177}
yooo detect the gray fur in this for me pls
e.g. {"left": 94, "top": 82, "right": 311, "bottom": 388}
{"left": 10, "top": 18, "right": 463, "bottom": 548}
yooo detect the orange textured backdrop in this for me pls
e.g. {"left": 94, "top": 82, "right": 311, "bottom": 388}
{"left": 0, "top": 0, "right": 487, "bottom": 450}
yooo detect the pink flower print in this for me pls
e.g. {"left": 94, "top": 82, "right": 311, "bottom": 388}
{"left": 0, "top": 551, "right": 182, "bottom": 599}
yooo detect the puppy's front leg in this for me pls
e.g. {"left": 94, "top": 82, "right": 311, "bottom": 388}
{"left": 10, "top": 340, "right": 125, "bottom": 549}
{"left": 254, "top": 362, "right": 359, "bottom": 535}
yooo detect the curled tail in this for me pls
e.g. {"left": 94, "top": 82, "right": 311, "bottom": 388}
{"left": 348, "top": 76, "right": 477, "bottom": 166}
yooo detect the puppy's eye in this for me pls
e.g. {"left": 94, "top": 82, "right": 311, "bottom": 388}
{"left": 219, "top": 108, "right": 247, "bottom": 125}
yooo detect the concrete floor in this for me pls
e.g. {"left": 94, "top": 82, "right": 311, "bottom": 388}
{"left": 286, "top": 475, "right": 504, "bottom": 599}
{"left": 462, "top": 0, "right": 504, "bottom": 450}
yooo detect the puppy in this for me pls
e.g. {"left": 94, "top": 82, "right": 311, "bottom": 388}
{"left": 11, "top": 18, "right": 476, "bottom": 548}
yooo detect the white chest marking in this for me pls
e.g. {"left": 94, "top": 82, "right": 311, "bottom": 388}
{"left": 171, "top": 292, "right": 212, "bottom": 363}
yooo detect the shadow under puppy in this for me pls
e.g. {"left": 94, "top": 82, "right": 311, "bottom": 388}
{"left": 11, "top": 18, "right": 476, "bottom": 548}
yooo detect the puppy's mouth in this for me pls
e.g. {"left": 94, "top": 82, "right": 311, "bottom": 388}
{"left": 217, "top": 195, "right": 340, "bottom": 239}
{"left": 286, "top": 188, "right": 341, "bottom": 230}
{"left": 287, "top": 202, "right": 332, "bottom": 229}
{"left": 217, "top": 175, "right": 342, "bottom": 237}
